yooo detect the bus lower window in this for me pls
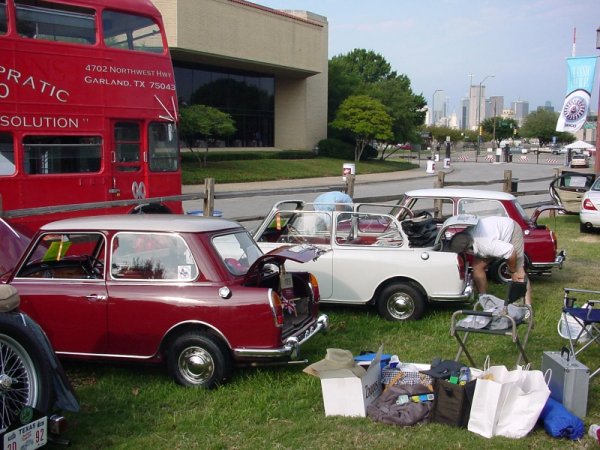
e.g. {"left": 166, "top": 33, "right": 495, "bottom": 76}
{"left": 149, "top": 123, "right": 178, "bottom": 172}
{"left": 102, "top": 10, "right": 163, "bottom": 53}
{"left": 15, "top": 0, "right": 95, "bottom": 44}
{"left": 23, "top": 136, "right": 101, "bottom": 175}
{"left": 0, "top": 132, "right": 15, "bottom": 175}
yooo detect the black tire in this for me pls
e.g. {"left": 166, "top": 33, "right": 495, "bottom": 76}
{"left": 376, "top": 282, "right": 426, "bottom": 321}
{"left": 488, "top": 259, "right": 511, "bottom": 284}
{"left": 580, "top": 222, "right": 589, "bottom": 233}
{"left": 0, "top": 313, "right": 54, "bottom": 433}
{"left": 166, "top": 332, "right": 232, "bottom": 388}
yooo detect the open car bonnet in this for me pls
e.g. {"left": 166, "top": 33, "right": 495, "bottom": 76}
{"left": 243, "top": 244, "right": 324, "bottom": 283}
{"left": 433, "top": 214, "right": 479, "bottom": 248}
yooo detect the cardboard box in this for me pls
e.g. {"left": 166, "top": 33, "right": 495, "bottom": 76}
{"left": 319, "top": 345, "right": 383, "bottom": 417}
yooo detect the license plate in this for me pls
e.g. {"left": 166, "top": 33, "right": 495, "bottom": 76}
{"left": 3, "top": 416, "right": 47, "bottom": 450}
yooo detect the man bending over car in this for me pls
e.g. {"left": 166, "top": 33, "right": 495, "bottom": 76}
{"left": 449, "top": 216, "right": 531, "bottom": 306}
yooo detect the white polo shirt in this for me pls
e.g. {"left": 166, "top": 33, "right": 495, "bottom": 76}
{"left": 471, "top": 216, "right": 516, "bottom": 260}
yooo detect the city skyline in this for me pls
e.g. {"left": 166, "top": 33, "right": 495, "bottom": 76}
{"left": 257, "top": 0, "right": 599, "bottom": 116}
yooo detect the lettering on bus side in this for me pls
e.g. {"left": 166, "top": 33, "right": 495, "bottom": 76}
{"left": 0, "top": 66, "right": 69, "bottom": 102}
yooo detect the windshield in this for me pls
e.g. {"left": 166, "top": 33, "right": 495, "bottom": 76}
{"left": 212, "top": 231, "right": 263, "bottom": 276}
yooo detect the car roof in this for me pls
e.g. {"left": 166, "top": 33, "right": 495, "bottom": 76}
{"left": 403, "top": 188, "right": 516, "bottom": 200}
{"left": 40, "top": 215, "right": 242, "bottom": 233}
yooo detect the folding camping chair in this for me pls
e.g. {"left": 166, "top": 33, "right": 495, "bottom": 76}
{"left": 561, "top": 287, "right": 600, "bottom": 378}
{"left": 449, "top": 281, "right": 533, "bottom": 369}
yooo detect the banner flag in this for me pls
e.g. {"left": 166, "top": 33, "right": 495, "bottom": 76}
{"left": 556, "top": 56, "right": 598, "bottom": 133}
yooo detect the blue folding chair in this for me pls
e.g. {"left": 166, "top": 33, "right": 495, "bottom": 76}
{"left": 562, "top": 288, "right": 600, "bottom": 378}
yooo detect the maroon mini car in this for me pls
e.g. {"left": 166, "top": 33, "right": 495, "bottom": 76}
{"left": 397, "top": 188, "right": 566, "bottom": 282}
{"left": 6, "top": 215, "right": 328, "bottom": 388}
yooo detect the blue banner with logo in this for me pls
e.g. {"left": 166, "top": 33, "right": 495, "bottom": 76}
{"left": 556, "top": 56, "right": 598, "bottom": 133}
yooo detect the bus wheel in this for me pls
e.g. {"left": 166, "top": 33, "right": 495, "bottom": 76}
{"left": 130, "top": 203, "right": 172, "bottom": 214}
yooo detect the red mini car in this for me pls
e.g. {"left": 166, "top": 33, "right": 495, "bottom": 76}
{"left": 6, "top": 215, "right": 328, "bottom": 388}
{"left": 397, "top": 188, "right": 566, "bottom": 282}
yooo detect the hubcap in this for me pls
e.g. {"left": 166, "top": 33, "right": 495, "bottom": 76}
{"left": 387, "top": 292, "right": 414, "bottom": 320}
{"left": 178, "top": 347, "right": 214, "bottom": 385}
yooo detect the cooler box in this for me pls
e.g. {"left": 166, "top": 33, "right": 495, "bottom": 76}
{"left": 541, "top": 350, "right": 589, "bottom": 419}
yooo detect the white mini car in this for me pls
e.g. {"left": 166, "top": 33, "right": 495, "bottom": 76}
{"left": 254, "top": 201, "right": 474, "bottom": 321}
{"left": 580, "top": 176, "right": 600, "bottom": 233}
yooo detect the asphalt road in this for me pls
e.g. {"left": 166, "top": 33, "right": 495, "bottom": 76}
{"left": 182, "top": 159, "right": 566, "bottom": 231}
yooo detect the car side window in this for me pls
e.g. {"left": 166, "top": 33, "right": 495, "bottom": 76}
{"left": 335, "top": 213, "right": 403, "bottom": 247}
{"left": 406, "top": 198, "right": 453, "bottom": 222}
{"left": 17, "top": 232, "right": 105, "bottom": 279}
{"left": 110, "top": 232, "right": 198, "bottom": 281}
{"left": 277, "top": 212, "right": 332, "bottom": 245}
{"left": 457, "top": 199, "right": 507, "bottom": 217}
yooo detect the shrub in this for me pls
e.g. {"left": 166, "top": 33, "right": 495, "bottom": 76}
{"left": 317, "top": 138, "right": 377, "bottom": 161}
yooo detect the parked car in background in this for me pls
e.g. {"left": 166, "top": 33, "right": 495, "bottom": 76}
{"left": 570, "top": 153, "right": 589, "bottom": 168}
{"left": 549, "top": 171, "right": 596, "bottom": 214}
{"left": 396, "top": 188, "right": 566, "bottom": 283}
{"left": 6, "top": 215, "right": 328, "bottom": 389}
{"left": 1, "top": 284, "right": 79, "bottom": 447}
{"left": 509, "top": 147, "right": 528, "bottom": 154}
{"left": 254, "top": 200, "right": 473, "bottom": 321}
{"left": 580, "top": 176, "right": 600, "bottom": 233}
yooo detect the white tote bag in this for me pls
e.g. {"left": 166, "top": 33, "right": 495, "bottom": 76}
{"left": 495, "top": 369, "right": 551, "bottom": 438}
{"left": 467, "top": 362, "right": 523, "bottom": 439}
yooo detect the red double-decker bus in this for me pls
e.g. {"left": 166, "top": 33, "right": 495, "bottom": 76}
{"left": 0, "top": 0, "right": 182, "bottom": 233}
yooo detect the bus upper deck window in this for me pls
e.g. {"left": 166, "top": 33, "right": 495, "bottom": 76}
{"left": 15, "top": 0, "right": 96, "bottom": 44}
{"left": 0, "top": 0, "right": 7, "bottom": 35}
{"left": 0, "top": 133, "right": 16, "bottom": 176}
{"left": 149, "top": 123, "right": 178, "bottom": 172}
{"left": 102, "top": 10, "right": 163, "bottom": 53}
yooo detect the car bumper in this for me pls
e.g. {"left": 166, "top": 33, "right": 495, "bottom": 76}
{"left": 530, "top": 249, "right": 566, "bottom": 271}
{"left": 232, "top": 314, "right": 329, "bottom": 360}
{"left": 580, "top": 211, "right": 600, "bottom": 227}
{"left": 430, "top": 280, "right": 474, "bottom": 303}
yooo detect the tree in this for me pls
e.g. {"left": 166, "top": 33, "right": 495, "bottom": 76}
{"left": 179, "top": 105, "right": 236, "bottom": 166}
{"left": 481, "top": 117, "right": 519, "bottom": 142}
{"left": 330, "top": 95, "right": 393, "bottom": 161}
{"left": 329, "top": 49, "right": 426, "bottom": 155}
{"left": 519, "top": 109, "right": 574, "bottom": 146}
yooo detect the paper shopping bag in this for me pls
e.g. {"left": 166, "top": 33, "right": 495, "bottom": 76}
{"left": 495, "top": 369, "right": 551, "bottom": 438}
{"left": 467, "top": 364, "right": 523, "bottom": 438}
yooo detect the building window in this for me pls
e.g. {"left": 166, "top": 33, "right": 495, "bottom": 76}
{"left": 174, "top": 63, "right": 274, "bottom": 147}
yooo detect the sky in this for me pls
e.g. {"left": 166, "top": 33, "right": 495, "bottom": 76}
{"left": 256, "top": 0, "right": 599, "bottom": 117}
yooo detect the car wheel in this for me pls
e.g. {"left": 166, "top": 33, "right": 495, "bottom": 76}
{"left": 167, "top": 332, "right": 232, "bottom": 388}
{"left": 0, "top": 313, "right": 54, "bottom": 433}
{"left": 488, "top": 260, "right": 511, "bottom": 284}
{"left": 376, "top": 283, "right": 425, "bottom": 321}
{"left": 580, "top": 222, "right": 590, "bottom": 233}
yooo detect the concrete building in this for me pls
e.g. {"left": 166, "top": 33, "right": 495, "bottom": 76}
{"left": 154, "top": 0, "right": 328, "bottom": 150}
{"left": 468, "top": 85, "right": 486, "bottom": 130}
{"left": 489, "top": 96, "right": 504, "bottom": 118}
{"left": 512, "top": 100, "right": 530, "bottom": 126}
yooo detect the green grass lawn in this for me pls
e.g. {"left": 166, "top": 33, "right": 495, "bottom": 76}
{"left": 181, "top": 155, "right": 417, "bottom": 184}
{"left": 55, "top": 215, "right": 599, "bottom": 449}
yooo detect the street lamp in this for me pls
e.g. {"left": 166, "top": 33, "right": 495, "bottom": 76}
{"left": 476, "top": 75, "right": 494, "bottom": 155}
{"left": 594, "top": 27, "right": 600, "bottom": 175}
